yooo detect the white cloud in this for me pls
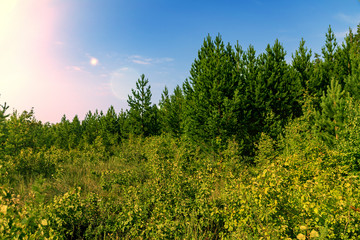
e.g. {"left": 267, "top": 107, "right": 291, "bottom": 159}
{"left": 66, "top": 66, "right": 82, "bottom": 72}
{"left": 132, "top": 59, "right": 151, "bottom": 65}
{"left": 129, "top": 55, "right": 174, "bottom": 65}
{"left": 129, "top": 55, "right": 152, "bottom": 65}
{"left": 337, "top": 13, "right": 360, "bottom": 25}
{"left": 335, "top": 30, "right": 349, "bottom": 39}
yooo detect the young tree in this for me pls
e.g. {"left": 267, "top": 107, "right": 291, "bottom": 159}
{"left": 99, "top": 106, "right": 121, "bottom": 149}
{"left": 255, "top": 39, "right": 302, "bottom": 138}
{"left": 82, "top": 111, "right": 101, "bottom": 146}
{"left": 345, "top": 25, "right": 360, "bottom": 99}
{"left": 159, "top": 85, "right": 184, "bottom": 137}
{"left": 183, "top": 34, "right": 246, "bottom": 152}
{"left": 68, "top": 115, "right": 82, "bottom": 149}
{"left": 118, "top": 109, "right": 130, "bottom": 139}
{"left": 4, "top": 109, "right": 40, "bottom": 155}
{"left": 54, "top": 115, "right": 71, "bottom": 149}
{"left": 315, "top": 78, "right": 347, "bottom": 147}
{"left": 127, "top": 74, "right": 159, "bottom": 137}
{"left": 309, "top": 26, "right": 338, "bottom": 105}
{"left": 0, "top": 100, "right": 9, "bottom": 154}
{"left": 292, "top": 38, "right": 313, "bottom": 90}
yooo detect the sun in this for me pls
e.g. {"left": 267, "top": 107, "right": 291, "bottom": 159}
{"left": 90, "top": 57, "right": 99, "bottom": 66}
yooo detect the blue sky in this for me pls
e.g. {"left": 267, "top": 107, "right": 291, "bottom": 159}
{"left": 1, "top": 0, "right": 360, "bottom": 122}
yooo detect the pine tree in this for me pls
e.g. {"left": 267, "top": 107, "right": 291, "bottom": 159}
{"left": 68, "top": 115, "right": 82, "bottom": 149}
{"left": 315, "top": 78, "right": 347, "bottom": 146}
{"left": 159, "top": 86, "right": 171, "bottom": 133}
{"left": 82, "top": 110, "right": 101, "bottom": 145}
{"left": 118, "top": 109, "right": 130, "bottom": 139}
{"left": 240, "top": 45, "right": 260, "bottom": 150}
{"left": 4, "top": 109, "right": 38, "bottom": 155}
{"left": 0, "top": 100, "right": 9, "bottom": 154}
{"left": 255, "top": 39, "right": 302, "bottom": 138}
{"left": 183, "top": 34, "right": 246, "bottom": 152}
{"left": 127, "top": 74, "right": 159, "bottom": 137}
{"left": 309, "top": 26, "right": 338, "bottom": 104}
{"left": 345, "top": 25, "right": 360, "bottom": 99}
{"left": 104, "top": 106, "right": 120, "bottom": 144}
{"left": 159, "top": 85, "right": 184, "bottom": 137}
{"left": 292, "top": 38, "right": 313, "bottom": 90}
{"left": 55, "top": 115, "right": 71, "bottom": 149}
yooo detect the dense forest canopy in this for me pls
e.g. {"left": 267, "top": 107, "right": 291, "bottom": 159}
{"left": 2, "top": 25, "right": 360, "bottom": 239}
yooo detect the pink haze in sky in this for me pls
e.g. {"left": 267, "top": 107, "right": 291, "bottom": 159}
{"left": 0, "top": 1, "right": 123, "bottom": 123}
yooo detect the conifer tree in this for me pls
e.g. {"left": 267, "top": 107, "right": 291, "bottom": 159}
{"left": 159, "top": 85, "right": 184, "bottom": 137}
{"left": 101, "top": 106, "right": 120, "bottom": 146}
{"left": 0, "top": 100, "right": 9, "bottom": 154}
{"left": 118, "top": 109, "right": 130, "bottom": 139}
{"left": 55, "top": 115, "right": 71, "bottom": 149}
{"left": 183, "top": 34, "right": 246, "bottom": 152}
{"left": 255, "top": 39, "right": 302, "bottom": 138}
{"left": 127, "top": 74, "right": 159, "bottom": 137}
{"left": 5, "top": 109, "right": 38, "bottom": 155}
{"left": 335, "top": 30, "right": 352, "bottom": 84}
{"left": 82, "top": 110, "right": 101, "bottom": 145}
{"left": 239, "top": 45, "right": 260, "bottom": 149}
{"left": 159, "top": 86, "right": 170, "bottom": 133}
{"left": 68, "top": 115, "right": 82, "bottom": 149}
{"left": 292, "top": 38, "right": 313, "bottom": 90}
{"left": 315, "top": 78, "right": 347, "bottom": 146}
{"left": 309, "top": 26, "right": 338, "bottom": 104}
{"left": 345, "top": 25, "right": 360, "bottom": 99}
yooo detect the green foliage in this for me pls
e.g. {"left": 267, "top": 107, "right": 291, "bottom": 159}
{"left": 183, "top": 34, "right": 250, "bottom": 153}
{"left": 159, "top": 85, "right": 184, "bottom": 137}
{"left": 2, "top": 23, "right": 360, "bottom": 239}
{"left": 4, "top": 109, "right": 44, "bottom": 155}
{"left": 82, "top": 110, "right": 102, "bottom": 146}
{"left": 315, "top": 78, "right": 347, "bottom": 147}
{"left": 345, "top": 25, "right": 360, "bottom": 100}
{"left": 0, "top": 100, "right": 9, "bottom": 156}
{"left": 127, "top": 74, "right": 159, "bottom": 137}
{"left": 292, "top": 38, "right": 313, "bottom": 90}
{"left": 256, "top": 39, "right": 302, "bottom": 138}
{"left": 309, "top": 26, "right": 338, "bottom": 107}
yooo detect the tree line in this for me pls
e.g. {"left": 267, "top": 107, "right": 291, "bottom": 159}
{"left": 1, "top": 25, "right": 360, "bottom": 159}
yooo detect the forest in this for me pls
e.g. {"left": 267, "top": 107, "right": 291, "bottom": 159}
{"left": 1, "top": 25, "right": 360, "bottom": 239}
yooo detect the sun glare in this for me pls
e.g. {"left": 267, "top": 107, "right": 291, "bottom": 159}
{"left": 90, "top": 57, "right": 99, "bottom": 66}
{"left": 0, "top": 0, "right": 18, "bottom": 41}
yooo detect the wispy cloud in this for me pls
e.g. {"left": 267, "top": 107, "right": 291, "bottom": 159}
{"left": 132, "top": 59, "right": 151, "bottom": 65}
{"left": 335, "top": 30, "right": 349, "bottom": 39}
{"left": 157, "top": 57, "right": 174, "bottom": 63}
{"left": 129, "top": 55, "right": 152, "bottom": 65}
{"left": 66, "top": 66, "right": 83, "bottom": 72}
{"left": 336, "top": 13, "right": 360, "bottom": 25}
{"left": 129, "top": 55, "right": 174, "bottom": 65}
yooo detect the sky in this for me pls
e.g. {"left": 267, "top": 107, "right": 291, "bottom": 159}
{"left": 1, "top": 0, "right": 360, "bottom": 123}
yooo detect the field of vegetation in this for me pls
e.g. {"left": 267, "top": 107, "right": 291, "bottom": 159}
{"left": 1, "top": 25, "right": 360, "bottom": 239}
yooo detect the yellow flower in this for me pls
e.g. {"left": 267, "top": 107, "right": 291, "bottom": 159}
{"left": 300, "top": 225, "right": 307, "bottom": 231}
{"left": 41, "top": 219, "right": 48, "bottom": 226}
{"left": 310, "top": 230, "right": 319, "bottom": 238}
{"left": 0, "top": 205, "right": 7, "bottom": 215}
{"left": 297, "top": 233, "right": 306, "bottom": 240}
